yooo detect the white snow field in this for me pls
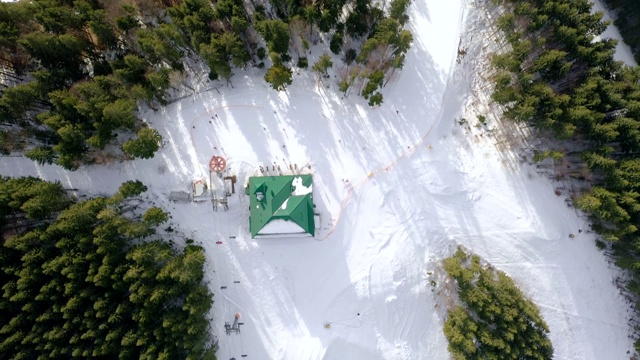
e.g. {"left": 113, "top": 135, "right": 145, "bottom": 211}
{"left": 1, "top": 0, "right": 637, "bottom": 359}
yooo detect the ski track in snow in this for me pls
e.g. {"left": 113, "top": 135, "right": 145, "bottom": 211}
{"left": 0, "top": 0, "right": 637, "bottom": 359}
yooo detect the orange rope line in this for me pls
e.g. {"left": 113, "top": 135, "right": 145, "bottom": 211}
{"left": 185, "top": 82, "right": 451, "bottom": 242}
{"left": 316, "top": 76, "right": 452, "bottom": 240}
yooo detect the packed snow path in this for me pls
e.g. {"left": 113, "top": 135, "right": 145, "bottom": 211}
{"left": 0, "top": 0, "right": 635, "bottom": 359}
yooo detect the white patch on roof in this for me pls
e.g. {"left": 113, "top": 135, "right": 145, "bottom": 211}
{"left": 280, "top": 198, "right": 289, "bottom": 210}
{"left": 258, "top": 219, "right": 306, "bottom": 235}
{"left": 291, "top": 176, "right": 312, "bottom": 196}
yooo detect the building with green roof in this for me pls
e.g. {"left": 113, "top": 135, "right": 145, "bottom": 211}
{"left": 247, "top": 175, "right": 316, "bottom": 238}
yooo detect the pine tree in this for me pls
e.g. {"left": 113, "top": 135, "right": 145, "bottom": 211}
{"left": 115, "top": 4, "right": 139, "bottom": 33}
{"left": 0, "top": 82, "right": 38, "bottom": 120}
{"left": 88, "top": 10, "right": 118, "bottom": 49}
{"left": 256, "top": 19, "right": 291, "bottom": 55}
{"left": 389, "top": 0, "right": 411, "bottom": 25}
{"left": 312, "top": 53, "right": 333, "bottom": 78}
{"left": 143, "top": 207, "right": 169, "bottom": 226}
{"left": 122, "top": 128, "right": 162, "bottom": 159}
{"left": 118, "top": 180, "right": 148, "bottom": 199}
{"left": 137, "top": 25, "right": 185, "bottom": 70}
{"left": 264, "top": 63, "right": 293, "bottom": 91}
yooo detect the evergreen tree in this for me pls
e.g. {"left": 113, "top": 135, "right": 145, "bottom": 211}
{"left": 118, "top": 180, "right": 148, "bottom": 198}
{"left": 311, "top": 52, "right": 333, "bottom": 77}
{"left": 256, "top": 19, "right": 291, "bottom": 56}
{"left": 201, "top": 32, "right": 248, "bottom": 84}
{"left": 0, "top": 82, "right": 39, "bottom": 121}
{"left": 88, "top": 10, "right": 118, "bottom": 49}
{"left": 143, "top": 206, "right": 169, "bottom": 226}
{"left": 361, "top": 69, "right": 384, "bottom": 101}
{"left": 389, "top": 0, "right": 411, "bottom": 25}
{"left": 167, "top": 0, "right": 215, "bottom": 49}
{"left": 122, "top": 127, "right": 162, "bottom": 159}
{"left": 264, "top": 63, "right": 293, "bottom": 91}
{"left": 19, "top": 32, "right": 86, "bottom": 79}
{"left": 115, "top": 4, "right": 139, "bottom": 33}
{"left": 329, "top": 32, "right": 343, "bottom": 54}
{"left": 24, "top": 146, "right": 55, "bottom": 166}
{"left": 137, "top": 25, "right": 185, "bottom": 70}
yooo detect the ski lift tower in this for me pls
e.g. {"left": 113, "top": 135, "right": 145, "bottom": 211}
{"left": 209, "top": 156, "right": 229, "bottom": 211}
{"left": 224, "top": 313, "right": 242, "bottom": 335}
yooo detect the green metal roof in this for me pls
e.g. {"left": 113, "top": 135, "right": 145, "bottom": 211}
{"left": 248, "top": 175, "right": 315, "bottom": 238}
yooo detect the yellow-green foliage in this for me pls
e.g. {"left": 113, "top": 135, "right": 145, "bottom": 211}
{"left": 442, "top": 248, "right": 553, "bottom": 360}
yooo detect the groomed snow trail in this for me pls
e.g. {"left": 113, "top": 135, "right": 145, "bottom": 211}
{"left": 0, "top": 0, "right": 635, "bottom": 359}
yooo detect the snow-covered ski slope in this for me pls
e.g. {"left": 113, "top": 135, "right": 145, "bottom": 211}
{"left": 0, "top": 0, "right": 637, "bottom": 359}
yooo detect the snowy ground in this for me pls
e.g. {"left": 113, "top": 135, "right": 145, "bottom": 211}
{"left": 592, "top": 0, "right": 637, "bottom": 65}
{"left": 1, "top": 0, "right": 637, "bottom": 359}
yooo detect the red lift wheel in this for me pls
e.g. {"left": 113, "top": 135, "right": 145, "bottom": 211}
{"left": 209, "top": 156, "right": 226, "bottom": 172}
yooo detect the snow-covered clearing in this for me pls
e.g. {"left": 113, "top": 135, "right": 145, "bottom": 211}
{"left": 0, "top": 0, "right": 636, "bottom": 359}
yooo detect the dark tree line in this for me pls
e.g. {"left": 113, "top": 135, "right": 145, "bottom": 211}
{"left": 0, "top": 0, "right": 412, "bottom": 168}
{"left": 0, "top": 0, "right": 166, "bottom": 169}
{"left": 442, "top": 248, "right": 553, "bottom": 360}
{"left": 0, "top": 177, "right": 216, "bottom": 359}
{"left": 490, "top": 0, "right": 640, "bottom": 350}
{"left": 165, "top": 0, "right": 412, "bottom": 101}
